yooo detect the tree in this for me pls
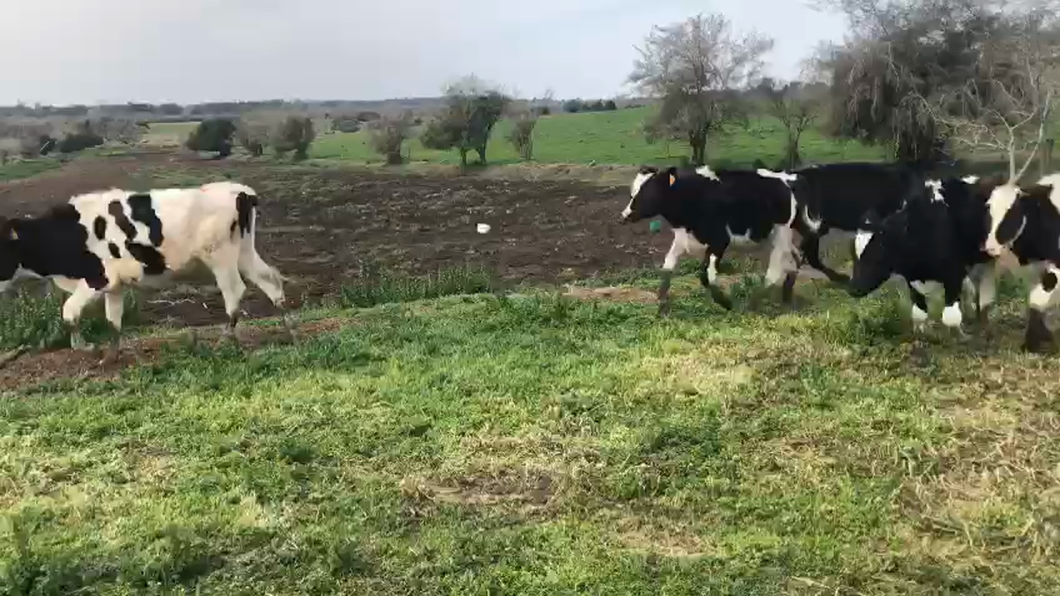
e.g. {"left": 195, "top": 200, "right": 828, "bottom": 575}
{"left": 421, "top": 77, "right": 510, "bottom": 167}
{"left": 236, "top": 118, "right": 270, "bottom": 157}
{"left": 766, "top": 81, "right": 823, "bottom": 169}
{"left": 186, "top": 118, "right": 237, "bottom": 158}
{"left": 914, "top": 7, "right": 1059, "bottom": 181}
{"left": 508, "top": 112, "right": 538, "bottom": 160}
{"left": 368, "top": 111, "right": 414, "bottom": 165}
{"left": 629, "top": 14, "right": 773, "bottom": 165}
{"left": 812, "top": 0, "right": 1033, "bottom": 164}
{"left": 269, "top": 115, "right": 316, "bottom": 160}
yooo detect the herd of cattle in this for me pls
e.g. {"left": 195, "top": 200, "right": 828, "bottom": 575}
{"left": 621, "top": 162, "right": 1060, "bottom": 352}
{"left": 0, "top": 163, "right": 1058, "bottom": 365}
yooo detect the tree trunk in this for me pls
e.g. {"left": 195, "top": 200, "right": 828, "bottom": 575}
{"left": 459, "top": 149, "right": 468, "bottom": 168}
{"left": 689, "top": 130, "right": 707, "bottom": 166}
{"left": 476, "top": 145, "right": 487, "bottom": 164}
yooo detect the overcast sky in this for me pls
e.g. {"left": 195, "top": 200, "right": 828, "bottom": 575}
{"left": 0, "top": 0, "right": 848, "bottom": 106}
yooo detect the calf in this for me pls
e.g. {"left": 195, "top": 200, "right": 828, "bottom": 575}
{"left": 0, "top": 181, "right": 293, "bottom": 360}
{"left": 848, "top": 175, "right": 1006, "bottom": 334}
{"left": 787, "top": 162, "right": 927, "bottom": 283}
{"left": 981, "top": 173, "right": 1060, "bottom": 351}
{"left": 620, "top": 165, "right": 799, "bottom": 314}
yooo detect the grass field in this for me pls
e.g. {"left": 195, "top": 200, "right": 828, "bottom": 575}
{"left": 0, "top": 159, "right": 63, "bottom": 183}
{"left": 2, "top": 268, "right": 1058, "bottom": 594}
{"left": 311, "top": 106, "right": 888, "bottom": 167}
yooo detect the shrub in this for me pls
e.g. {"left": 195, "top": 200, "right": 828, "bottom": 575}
{"left": 269, "top": 115, "right": 316, "bottom": 160}
{"left": 57, "top": 131, "right": 104, "bottom": 154}
{"left": 186, "top": 118, "right": 237, "bottom": 158}
{"left": 235, "top": 119, "right": 269, "bottom": 156}
{"left": 331, "top": 115, "right": 362, "bottom": 133}
{"left": 367, "top": 112, "right": 413, "bottom": 165}
{"left": 508, "top": 114, "right": 538, "bottom": 160}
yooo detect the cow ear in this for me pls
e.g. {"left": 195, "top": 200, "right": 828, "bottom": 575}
{"left": 0, "top": 218, "right": 16, "bottom": 241}
{"left": 664, "top": 166, "right": 678, "bottom": 186}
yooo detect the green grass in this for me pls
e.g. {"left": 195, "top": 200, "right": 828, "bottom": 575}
{"left": 0, "top": 159, "right": 63, "bottom": 182}
{"left": 0, "top": 284, "right": 142, "bottom": 350}
{"left": 2, "top": 269, "right": 1058, "bottom": 594}
{"left": 311, "top": 107, "right": 888, "bottom": 167}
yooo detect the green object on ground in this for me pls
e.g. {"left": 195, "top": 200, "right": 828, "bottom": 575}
{"left": 649, "top": 220, "right": 661, "bottom": 233}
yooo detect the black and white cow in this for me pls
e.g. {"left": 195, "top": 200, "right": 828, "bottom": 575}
{"left": 848, "top": 175, "right": 1004, "bottom": 335}
{"left": 981, "top": 173, "right": 1060, "bottom": 351}
{"left": 0, "top": 181, "right": 293, "bottom": 360}
{"left": 786, "top": 162, "right": 927, "bottom": 283}
{"left": 620, "top": 165, "right": 800, "bottom": 314}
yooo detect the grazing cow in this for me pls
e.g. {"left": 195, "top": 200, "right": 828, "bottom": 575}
{"left": 786, "top": 162, "right": 927, "bottom": 283}
{"left": 848, "top": 175, "right": 1005, "bottom": 334}
{"left": 981, "top": 173, "right": 1060, "bottom": 351}
{"left": 0, "top": 181, "right": 293, "bottom": 360}
{"left": 620, "top": 165, "right": 799, "bottom": 314}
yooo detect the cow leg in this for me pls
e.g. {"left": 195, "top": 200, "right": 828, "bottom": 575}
{"left": 61, "top": 282, "right": 101, "bottom": 352}
{"left": 699, "top": 247, "right": 733, "bottom": 311}
{"left": 657, "top": 235, "right": 685, "bottom": 317}
{"left": 766, "top": 225, "right": 799, "bottom": 306}
{"left": 101, "top": 291, "right": 124, "bottom": 363}
{"left": 941, "top": 279, "right": 967, "bottom": 339}
{"left": 1024, "top": 265, "right": 1059, "bottom": 353}
{"left": 908, "top": 282, "right": 930, "bottom": 334}
{"left": 799, "top": 230, "right": 849, "bottom": 284}
{"left": 210, "top": 264, "right": 247, "bottom": 344}
{"left": 969, "top": 261, "right": 998, "bottom": 329}
{"left": 239, "top": 248, "right": 297, "bottom": 341}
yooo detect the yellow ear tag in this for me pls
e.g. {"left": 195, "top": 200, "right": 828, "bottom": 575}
{"left": 8, "top": 229, "right": 17, "bottom": 240}
{"left": 669, "top": 174, "right": 676, "bottom": 186}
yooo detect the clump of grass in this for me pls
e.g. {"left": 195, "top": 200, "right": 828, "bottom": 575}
{"left": 338, "top": 263, "right": 497, "bottom": 308}
{"left": 835, "top": 292, "right": 907, "bottom": 345}
{"left": 0, "top": 284, "right": 141, "bottom": 350}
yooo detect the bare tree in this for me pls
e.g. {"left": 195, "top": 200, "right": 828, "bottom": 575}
{"left": 628, "top": 14, "right": 773, "bottom": 165}
{"left": 421, "top": 75, "right": 510, "bottom": 167}
{"left": 766, "top": 81, "right": 823, "bottom": 169}
{"left": 916, "top": 9, "right": 1060, "bottom": 181}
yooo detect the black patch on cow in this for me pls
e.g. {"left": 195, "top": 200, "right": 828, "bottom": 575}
{"left": 127, "top": 194, "right": 163, "bottom": 246}
{"left": 126, "top": 243, "right": 166, "bottom": 275}
{"left": 995, "top": 199, "right": 1026, "bottom": 248}
{"left": 6, "top": 203, "right": 108, "bottom": 289}
{"left": 108, "top": 242, "right": 121, "bottom": 258}
{"left": 1044, "top": 271, "right": 1058, "bottom": 292}
{"left": 0, "top": 218, "right": 19, "bottom": 282}
{"left": 236, "top": 192, "right": 257, "bottom": 238}
{"left": 109, "top": 201, "right": 137, "bottom": 240}
{"left": 93, "top": 216, "right": 107, "bottom": 240}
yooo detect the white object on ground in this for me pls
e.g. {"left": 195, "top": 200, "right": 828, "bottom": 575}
{"left": 476, "top": 223, "right": 491, "bottom": 234}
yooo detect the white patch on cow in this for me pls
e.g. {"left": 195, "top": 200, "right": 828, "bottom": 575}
{"left": 765, "top": 225, "right": 797, "bottom": 286}
{"left": 630, "top": 171, "right": 654, "bottom": 198}
{"left": 926, "top": 179, "right": 944, "bottom": 202}
{"left": 1038, "top": 173, "right": 1060, "bottom": 211}
{"left": 941, "top": 302, "right": 963, "bottom": 328}
{"left": 911, "top": 280, "right": 943, "bottom": 296}
{"left": 985, "top": 183, "right": 1023, "bottom": 256}
{"left": 961, "top": 175, "right": 980, "bottom": 184}
{"left": 695, "top": 166, "right": 719, "bottom": 180}
{"left": 1029, "top": 264, "right": 1060, "bottom": 310}
{"left": 854, "top": 230, "right": 873, "bottom": 258}
{"left": 911, "top": 303, "right": 929, "bottom": 330}
{"left": 621, "top": 201, "right": 633, "bottom": 219}
{"left": 662, "top": 228, "right": 708, "bottom": 271}
{"left": 755, "top": 169, "right": 798, "bottom": 183}
{"left": 801, "top": 205, "right": 823, "bottom": 233}
{"left": 706, "top": 254, "right": 719, "bottom": 284}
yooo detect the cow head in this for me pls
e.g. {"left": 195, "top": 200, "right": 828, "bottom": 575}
{"left": 621, "top": 165, "right": 677, "bottom": 223}
{"left": 849, "top": 210, "right": 896, "bottom": 298}
{"left": 983, "top": 179, "right": 1027, "bottom": 257}
{"left": 0, "top": 217, "right": 21, "bottom": 292}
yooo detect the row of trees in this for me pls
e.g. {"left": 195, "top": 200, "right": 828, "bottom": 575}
{"left": 186, "top": 115, "right": 317, "bottom": 160}
{"left": 631, "top": 0, "right": 1059, "bottom": 178}
{"left": 0, "top": 117, "right": 146, "bottom": 163}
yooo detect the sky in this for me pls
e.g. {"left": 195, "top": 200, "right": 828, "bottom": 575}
{"left": 0, "top": 0, "right": 849, "bottom": 106}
